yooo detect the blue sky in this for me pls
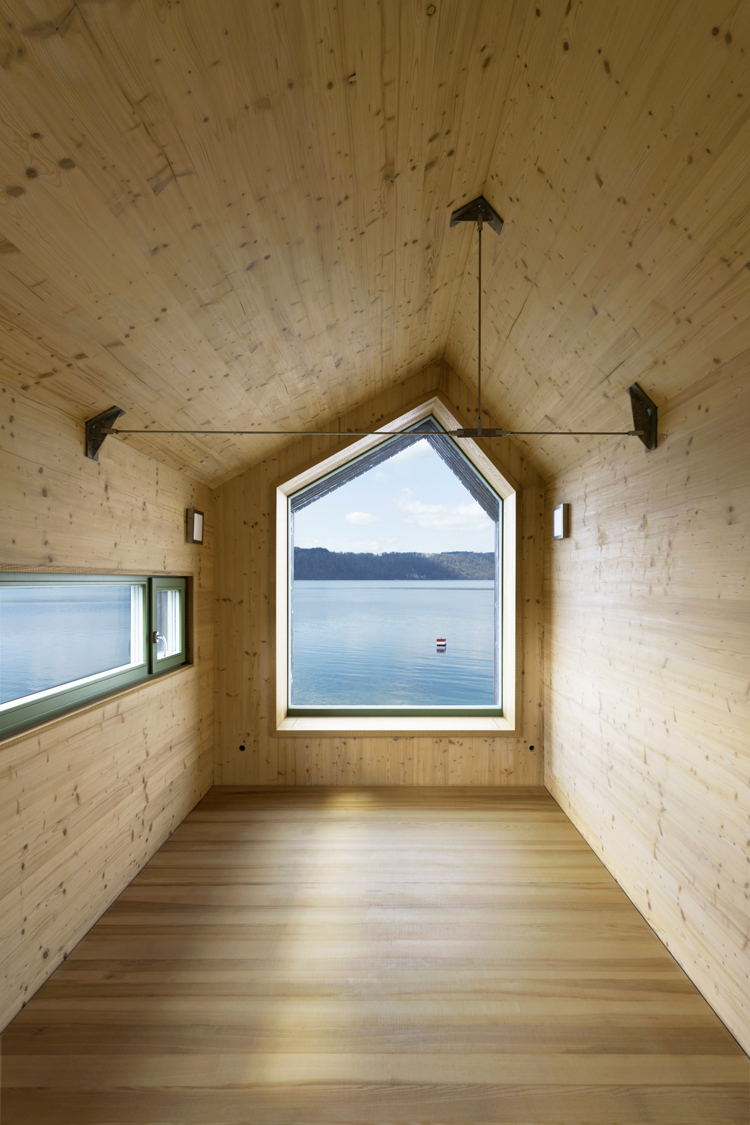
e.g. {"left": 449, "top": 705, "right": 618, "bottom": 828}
{"left": 294, "top": 439, "right": 495, "bottom": 554}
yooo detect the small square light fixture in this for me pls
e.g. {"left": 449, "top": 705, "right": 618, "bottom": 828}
{"left": 186, "top": 507, "right": 204, "bottom": 544}
{"left": 552, "top": 503, "right": 570, "bottom": 540}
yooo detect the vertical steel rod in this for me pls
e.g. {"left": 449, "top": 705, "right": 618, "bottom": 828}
{"left": 477, "top": 218, "right": 483, "bottom": 434}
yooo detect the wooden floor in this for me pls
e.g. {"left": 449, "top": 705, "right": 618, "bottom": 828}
{"left": 1, "top": 787, "right": 748, "bottom": 1124}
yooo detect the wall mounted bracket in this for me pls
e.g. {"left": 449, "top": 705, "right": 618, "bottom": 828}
{"left": 85, "top": 405, "right": 125, "bottom": 460}
{"left": 449, "top": 195, "right": 504, "bottom": 235}
{"left": 626, "top": 383, "right": 658, "bottom": 451}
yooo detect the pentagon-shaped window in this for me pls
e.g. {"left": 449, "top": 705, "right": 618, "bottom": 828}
{"left": 275, "top": 401, "right": 517, "bottom": 733}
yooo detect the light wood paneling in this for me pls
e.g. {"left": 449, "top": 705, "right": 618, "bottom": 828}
{"left": 2, "top": 786, "right": 747, "bottom": 1123}
{"left": 446, "top": 0, "right": 750, "bottom": 477}
{"left": 0, "top": 0, "right": 746, "bottom": 1075}
{"left": 0, "top": 0, "right": 526, "bottom": 483}
{"left": 213, "top": 360, "right": 544, "bottom": 785}
{"left": 544, "top": 352, "right": 750, "bottom": 1054}
{"left": 0, "top": 1, "right": 744, "bottom": 485}
{"left": 0, "top": 378, "right": 214, "bottom": 1033}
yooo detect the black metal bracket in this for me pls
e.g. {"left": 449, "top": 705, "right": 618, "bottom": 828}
{"left": 85, "top": 405, "right": 125, "bottom": 460}
{"left": 627, "top": 383, "right": 658, "bottom": 451}
{"left": 449, "top": 195, "right": 504, "bottom": 235}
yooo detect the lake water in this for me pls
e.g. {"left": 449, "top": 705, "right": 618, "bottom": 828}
{"left": 291, "top": 580, "right": 496, "bottom": 706}
{"left": 0, "top": 586, "right": 134, "bottom": 706}
{"left": 0, "top": 580, "right": 497, "bottom": 711}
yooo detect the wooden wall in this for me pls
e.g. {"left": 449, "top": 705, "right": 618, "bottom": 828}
{"left": 0, "top": 379, "right": 214, "bottom": 1033}
{"left": 544, "top": 354, "right": 750, "bottom": 1054}
{"left": 214, "top": 360, "right": 544, "bottom": 786}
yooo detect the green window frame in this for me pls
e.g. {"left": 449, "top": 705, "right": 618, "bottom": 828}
{"left": 274, "top": 398, "right": 519, "bottom": 736}
{"left": 150, "top": 577, "right": 187, "bottom": 674}
{"left": 0, "top": 574, "right": 188, "bottom": 739}
{"left": 285, "top": 416, "right": 504, "bottom": 719}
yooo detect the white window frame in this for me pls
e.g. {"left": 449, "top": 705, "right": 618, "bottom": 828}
{"left": 274, "top": 395, "right": 518, "bottom": 735}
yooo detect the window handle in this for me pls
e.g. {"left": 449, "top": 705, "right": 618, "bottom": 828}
{"left": 152, "top": 631, "right": 165, "bottom": 643}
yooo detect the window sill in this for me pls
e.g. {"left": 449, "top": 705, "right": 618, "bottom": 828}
{"left": 277, "top": 713, "right": 517, "bottom": 736}
{"left": 0, "top": 662, "right": 194, "bottom": 752}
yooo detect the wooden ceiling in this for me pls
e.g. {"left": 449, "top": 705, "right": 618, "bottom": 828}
{"left": 0, "top": 0, "right": 748, "bottom": 484}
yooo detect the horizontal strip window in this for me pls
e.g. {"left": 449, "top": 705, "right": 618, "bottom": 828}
{"left": 0, "top": 574, "right": 187, "bottom": 738}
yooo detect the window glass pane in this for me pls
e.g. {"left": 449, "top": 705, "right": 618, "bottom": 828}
{"left": 292, "top": 579, "right": 495, "bottom": 705}
{"left": 290, "top": 423, "right": 500, "bottom": 708}
{"left": 156, "top": 588, "right": 181, "bottom": 659}
{"left": 0, "top": 583, "right": 144, "bottom": 708}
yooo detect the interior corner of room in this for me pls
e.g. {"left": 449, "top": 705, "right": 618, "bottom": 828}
{"left": 0, "top": 0, "right": 748, "bottom": 1117}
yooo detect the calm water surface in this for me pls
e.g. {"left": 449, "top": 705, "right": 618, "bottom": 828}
{"left": 291, "top": 580, "right": 496, "bottom": 706}
{"left": 0, "top": 586, "right": 133, "bottom": 705}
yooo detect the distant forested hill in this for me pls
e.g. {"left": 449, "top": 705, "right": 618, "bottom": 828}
{"left": 294, "top": 548, "right": 494, "bottom": 580}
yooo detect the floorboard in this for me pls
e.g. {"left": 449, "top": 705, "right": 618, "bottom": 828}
{"left": 1, "top": 786, "right": 748, "bottom": 1124}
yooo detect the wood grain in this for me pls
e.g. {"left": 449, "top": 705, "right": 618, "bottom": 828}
{"left": 0, "top": 0, "right": 746, "bottom": 1097}
{"left": 1, "top": 786, "right": 746, "bottom": 1123}
{"left": 544, "top": 352, "right": 750, "bottom": 1055}
{"left": 0, "top": 377, "right": 214, "bottom": 1034}
{"left": 446, "top": 0, "right": 750, "bottom": 477}
{"left": 213, "top": 360, "right": 545, "bottom": 784}
{"left": 0, "top": 1, "right": 744, "bottom": 484}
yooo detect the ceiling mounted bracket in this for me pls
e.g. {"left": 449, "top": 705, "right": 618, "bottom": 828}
{"left": 85, "top": 405, "right": 125, "bottom": 460}
{"left": 626, "top": 383, "right": 658, "bottom": 451}
{"left": 450, "top": 196, "right": 504, "bottom": 435}
{"left": 449, "top": 195, "right": 504, "bottom": 236}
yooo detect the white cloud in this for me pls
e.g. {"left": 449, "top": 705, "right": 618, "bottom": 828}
{"left": 345, "top": 511, "right": 379, "bottom": 526}
{"left": 395, "top": 488, "right": 490, "bottom": 533}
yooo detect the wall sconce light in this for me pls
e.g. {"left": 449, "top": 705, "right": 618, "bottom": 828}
{"left": 552, "top": 503, "right": 570, "bottom": 540}
{"left": 186, "top": 508, "right": 204, "bottom": 544}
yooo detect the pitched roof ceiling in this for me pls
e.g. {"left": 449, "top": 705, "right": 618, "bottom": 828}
{"left": 0, "top": 0, "right": 747, "bottom": 484}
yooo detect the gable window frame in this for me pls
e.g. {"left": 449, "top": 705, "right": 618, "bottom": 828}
{"left": 274, "top": 396, "right": 519, "bottom": 736}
